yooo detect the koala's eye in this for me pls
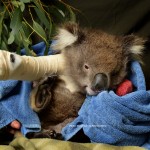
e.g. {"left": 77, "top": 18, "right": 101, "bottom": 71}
{"left": 84, "top": 64, "right": 89, "bottom": 70}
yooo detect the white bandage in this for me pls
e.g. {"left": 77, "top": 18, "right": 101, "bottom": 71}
{"left": 0, "top": 50, "right": 66, "bottom": 81}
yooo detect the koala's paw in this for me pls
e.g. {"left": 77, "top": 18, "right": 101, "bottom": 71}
{"left": 26, "top": 130, "right": 63, "bottom": 140}
{"left": 0, "top": 51, "right": 22, "bottom": 80}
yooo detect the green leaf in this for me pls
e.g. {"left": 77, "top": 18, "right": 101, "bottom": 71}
{"left": 21, "top": 39, "right": 31, "bottom": 55}
{"left": 12, "top": 1, "right": 25, "bottom": 12}
{"left": 20, "top": 2, "right": 25, "bottom": 12}
{"left": 49, "top": 6, "right": 64, "bottom": 23}
{"left": 2, "top": 32, "right": 8, "bottom": 44}
{"left": 20, "top": 27, "right": 31, "bottom": 45}
{"left": 32, "top": 0, "right": 42, "bottom": 9}
{"left": 22, "top": 22, "right": 31, "bottom": 38}
{"left": 0, "top": 10, "right": 4, "bottom": 42}
{"left": 3, "top": 24, "right": 9, "bottom": 34}
{"left": 11, "top": 1, "right": 20, "bottom": 8}
{"left": 20, "top": 0, "right": 31, "bottom": 3}
{"left": 33, "top": 21, "right": 47, "bottom": 41}
{"left": 14, "top": 29, "right": 22, "bottom": 44}
{"left": 8, "top": 33, "right": 15, "bottom": 44}
{"left": 34, "top": 7, "right": 50, "bottom": 30}
{"left": 53, "top": 1, "right": 76, "bottom": 22}
{"left": 34, "top": 7, "right": 52, "bottom": 40}
{"left": 20, "top": 27, "right": 32, "bottom": 55}
{"left": 1, "top": 41, "right": 8, "bottom": 50}
{"left": 67, "top": 6, "right": 76, "bottom": 22}
{"left": 10, "top": 8, "right": 22, "bottom": 35}
{"left": 8, "top": 8, "right": 22, "bottom": 45}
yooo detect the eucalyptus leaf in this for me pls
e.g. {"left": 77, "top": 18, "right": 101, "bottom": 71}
{"left": 67, "top": 6, "right": 76, "bottom": 22}
{"left": 1, "top": 0, "right": 75, "bottom": 54}
{"left": 14, "top": 29, "right": 23, "bottom": 44}
{"left": 20, "top": 27, "right": 31, "bottom": 45}
{"left": 1, "top": 41, "right": 8, "bottom": 50}
{"left": 23, "top": 40, "right": 32, "bottom": 55}
{"left": 22, "top": 40, "right": 31, "bottom": 55}
{"left": 8, "top": 33, "right": 15, "bottom": 44}
{"left": 33, "top": 21, "right": 47, "bottom": 41}
{"left": 2, "top": 33, "right": 8, "bottom": 44}
{"left": 34, "top": 7, "right": 50, "bottom": 30}
{"left": 20, "top": 2, "right": 25, "bottom": 12}
{"left": 32, "top": 0, "right": 53, "bottom": 40}
{"left": 11, "top": 1, "right": 20, "bottom": 8}
{"left": 48, "top": 23, "right": 52, "bottom": 40}
{"left": 54, "top": 1, "right": 76, "bottom": 22}
{"left": 49, "top": 6, "right": 64, "bottom": 23}
{"left": 22, "top": 22, "right": 31, "bottom": 38}
{"left": 34, "top": 7, "right": 52, "bottom": 40}
{"left": 10, "top": 8, "right": 22, "bottom": 35}
{"left": 32, "top": 0, "right": 42, "bottom": 10}
{"left": 21, "top": 27, "right": 32, "bottom": 55}
{"left": 0, "top": 11, "right": 4, "bottom": 42}
{"left": 3, "top": 24, "right": 9, "bottom": 34}
{"left": 20, "top": 0, "right": 31, "bottom": 3}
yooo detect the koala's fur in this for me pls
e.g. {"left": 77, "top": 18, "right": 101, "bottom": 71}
{"left": 28, "top": 23, "right": 146, "bottom": 139}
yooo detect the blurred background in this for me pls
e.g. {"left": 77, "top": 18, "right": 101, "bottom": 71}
{"left": 65, "top": 0, "right": 150, "bottom": 36}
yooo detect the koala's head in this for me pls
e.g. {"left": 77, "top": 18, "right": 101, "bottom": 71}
{"left": 52, "top": 23, "right": 145, "bottom": 95}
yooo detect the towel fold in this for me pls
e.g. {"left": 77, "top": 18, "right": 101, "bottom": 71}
{"left": 0, "top": 42, "right": 51, "bottom": 135}
{"left": 62, "top": 61, "right": 150, "bottom": 147}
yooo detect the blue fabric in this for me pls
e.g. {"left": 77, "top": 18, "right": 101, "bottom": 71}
{"left": 1, "top": 41, "right": 150, "bottom": 148}
{"left": 0, "top": 42, "right": 53, "bottom": 135}
{"left": 62, "top": 61, "right": 150, "bottom": 147}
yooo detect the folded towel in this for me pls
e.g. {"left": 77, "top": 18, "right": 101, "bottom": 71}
{"left": 62, "top": 61, "right": 150, "bottom": 146}
{"left": 0, "top": 42, "right": 52, "bottom": 135}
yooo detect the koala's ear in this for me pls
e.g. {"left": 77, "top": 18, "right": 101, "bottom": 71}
{"left": 123, "top": 35, "right": 146, "bottom": 57}
{"left": 51, "top": 22, "right": 85, "bottom": 50}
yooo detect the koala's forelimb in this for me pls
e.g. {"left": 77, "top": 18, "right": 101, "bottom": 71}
{"left": 0, "top": 50, "right": 65, "bottom": 81}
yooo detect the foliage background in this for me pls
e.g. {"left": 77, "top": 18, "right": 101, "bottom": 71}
{"left": 0, "top": 0, "right": 76, "bottom": 55}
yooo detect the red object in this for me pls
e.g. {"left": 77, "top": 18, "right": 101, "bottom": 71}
{"left": 116, "top": 79, "right": 133, "bottom": 96}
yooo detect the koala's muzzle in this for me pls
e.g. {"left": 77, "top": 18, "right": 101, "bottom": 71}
{"left": 91, "top": 73, "right": 108, "bottom": 92}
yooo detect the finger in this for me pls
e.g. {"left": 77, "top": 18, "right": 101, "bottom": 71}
{"left": 10, "top": 120, "right": 21, "bottom": 129}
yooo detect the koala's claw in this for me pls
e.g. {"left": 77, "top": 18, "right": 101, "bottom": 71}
{"left": 26, "top": 130, "right": 63, "bottom": 140}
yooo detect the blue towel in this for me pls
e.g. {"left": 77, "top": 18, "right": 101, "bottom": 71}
{"left": 62, "top": 61, "right": 150, "bottom": 147}
{"left": 0, "top": 42, "right": 54, "bottom": 135}
{"left": 1, "top": 42, "right": 150, "bottom": 148}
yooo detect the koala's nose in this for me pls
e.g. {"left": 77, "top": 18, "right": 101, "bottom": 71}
{"left": 91, "top": 73, "right": 108, "bottom": 92}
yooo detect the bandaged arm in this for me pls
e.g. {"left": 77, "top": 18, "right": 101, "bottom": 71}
{"left": 0, "top": 50, "right": 65, "bottom": 81}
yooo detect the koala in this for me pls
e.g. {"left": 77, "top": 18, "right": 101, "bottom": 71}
{"left": 51, "top": 23, "right": 145, "bottom": 95}
{"left": 27, "top": 23, "right": 145, "bottom": 139}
